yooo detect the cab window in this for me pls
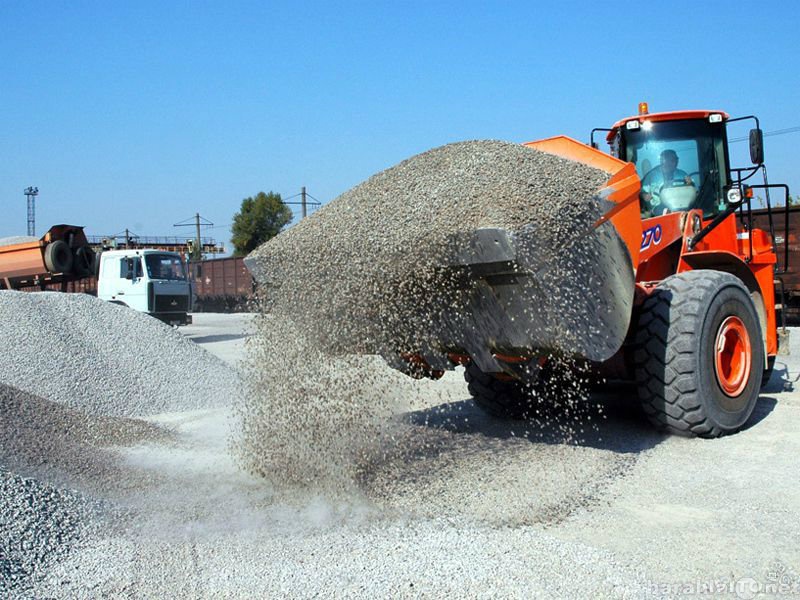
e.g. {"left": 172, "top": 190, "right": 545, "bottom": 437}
{"left": 621, "top": 119, "right": 728, "bottom": 219}
{"left": 119, "top": 257, "right": 142, "bottom": 279}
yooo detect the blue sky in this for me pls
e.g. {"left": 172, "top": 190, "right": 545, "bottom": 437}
{"left": 1, "top": 1, "right": 798, "bottom": 252}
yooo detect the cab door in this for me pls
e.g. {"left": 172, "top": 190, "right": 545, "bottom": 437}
{"left": 114, "top": 256, "right": 146, "bottom": 309}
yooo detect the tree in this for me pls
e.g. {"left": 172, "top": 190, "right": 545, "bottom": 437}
{"left": 231, "top": 191, "right": 293, "bottom": 256}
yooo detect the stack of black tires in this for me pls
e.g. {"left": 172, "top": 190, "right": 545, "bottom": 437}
{"left": 44, "top": 241, "right": 99, "bottom": 278}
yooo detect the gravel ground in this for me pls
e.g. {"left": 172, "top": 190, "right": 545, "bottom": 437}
{"left": 0, "top": 468, "right": 103, "bottom": 596}
{"left": 23, "top": 314, "right": 799, "bottom": 598}
{"left": 2, "top": 312, "right": 798, "bottom": 597}
{"left": 178, "top": 312, "right": 253, "bottom": 367}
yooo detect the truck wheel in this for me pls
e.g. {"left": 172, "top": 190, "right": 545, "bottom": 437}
{"left": 633, "top": 270, "right": 765, "bottom": 437}
{"left": 73, "top": 246, "right": 96, "bottom": 277}
{"left": 44, "top": 240, "right": 74, "bottom": 274}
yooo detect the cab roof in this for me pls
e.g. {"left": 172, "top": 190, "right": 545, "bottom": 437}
{"left": 607, "top": 110, "right": 730, "bottom": 142}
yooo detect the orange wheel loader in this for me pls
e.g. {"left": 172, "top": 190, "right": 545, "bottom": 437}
{"left": 394, "top": 105, "right": 791, "bottom": 437}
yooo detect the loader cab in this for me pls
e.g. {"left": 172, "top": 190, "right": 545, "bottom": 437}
{"left": 609, "top": 111, "right": 731, "bottom": 219}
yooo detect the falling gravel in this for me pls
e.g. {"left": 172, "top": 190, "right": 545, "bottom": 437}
{"left": 245, "top": 140, "right": 614, "bottom": 360}
{"left": 0, "top": 291, "right": 238, "bottom": 416}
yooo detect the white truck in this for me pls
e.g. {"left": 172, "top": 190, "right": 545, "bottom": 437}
{"left": 97, "top": 249, "right": 193, "bottom": 326}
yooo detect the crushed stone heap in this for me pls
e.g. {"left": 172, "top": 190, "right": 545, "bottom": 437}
{"left": 0, "top": 291, "right": 238, "bottom": 417}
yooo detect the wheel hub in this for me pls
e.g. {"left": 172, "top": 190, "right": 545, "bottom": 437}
{"left": 714, "top": 315, "right": 752, "bottom": 397}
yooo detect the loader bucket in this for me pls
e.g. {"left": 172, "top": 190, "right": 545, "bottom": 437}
{"left": 390, "top": 136, "right": 642, "bottom": 375}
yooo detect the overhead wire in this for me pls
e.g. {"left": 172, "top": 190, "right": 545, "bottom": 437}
{"left": 729, "top": 125, "right": 800, "bottom": 143}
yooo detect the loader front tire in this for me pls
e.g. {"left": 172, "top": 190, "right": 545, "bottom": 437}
{"left": 633, "top": 270, "right": 764, "bottom": 437}
{"left": 464, "top": 362, "right": 570, "bottom": 419}
{"left": 465, "top": 363, "right": 537, "bottom": 419}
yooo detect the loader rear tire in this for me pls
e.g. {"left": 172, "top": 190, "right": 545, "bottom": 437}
{"left": 633, "top": 270, "right": 764, "bottom": 438}
{"left": 44, "top": 240, "right": 73, "bottom": 274}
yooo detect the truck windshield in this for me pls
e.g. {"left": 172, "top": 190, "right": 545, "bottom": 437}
{"left": 620, "top": 119, "right": 728, "bottom": 218}
{"left": 144, "top": 254, "right": 186, "bottom": 281}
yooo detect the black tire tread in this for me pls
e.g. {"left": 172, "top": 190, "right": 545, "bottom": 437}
{"left": 464, "top": 363, "right": 535, "bottom": 419}
{"left": 633, "top": 270, "right": 760, "bottom": 438}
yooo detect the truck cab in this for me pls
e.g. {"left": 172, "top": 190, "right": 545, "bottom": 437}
{"left": 97, "top": 249, "right": 193, "bottom": 325}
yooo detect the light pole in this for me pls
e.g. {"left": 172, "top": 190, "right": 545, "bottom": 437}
{"left": 24, "top": 187, "right": 39, "bottom": 236}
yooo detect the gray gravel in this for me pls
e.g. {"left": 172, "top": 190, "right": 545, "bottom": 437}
{"left": 246, "top": 140, "right": 611, "bottom": 360}
{"left": 34, "top": 518, "right": 650, "bottom": 598}
{"left": 0, "top": 468, "right": 102, "bottom": 598}
{"left": 0, "top": 236, "right": 38, "bottom": 247}
{"left": 0, "top": 290, "right": 239, "bottom": 416}
{"left": 0, "top": 292, "right": 239, "bottom": 596}
{"left": 0, "top": 383, "right": 171, "bottom": 491}
{"left": 239, "top": 140, "right": 614, "bottom": 494}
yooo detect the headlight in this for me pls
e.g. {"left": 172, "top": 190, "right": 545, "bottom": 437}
{"left": 727, "top": 188, "right": 742, "bottom": 204}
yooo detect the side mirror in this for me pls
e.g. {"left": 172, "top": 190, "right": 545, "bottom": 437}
{"left": 749, "top": 128, "right": 764, "bottom": 165}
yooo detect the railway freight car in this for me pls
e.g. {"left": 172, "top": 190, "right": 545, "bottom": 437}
{"left": 190, "top": 256, "right": 255, "bottom": 312}
{"left": 749, "top": 205, "right": 799, "bottom": 322}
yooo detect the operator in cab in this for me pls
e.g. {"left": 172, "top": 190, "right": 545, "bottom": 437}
{"left": 640, "top": 149, "right": 694, "bottom": 217}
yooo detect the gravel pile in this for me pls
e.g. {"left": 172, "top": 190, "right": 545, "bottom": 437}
{"left": 0, "top": 236, "right": 38, "bottom": 247}
{"left": 239, "top": 140, "right": 618, "bottom": 494}
{"left": 246, "top": 140, "right": 612, "bottom": 359}
{"left": 0, "top": 291, "right": 239, "bottom": 416}
{"left": 0, "top": 383, "right": 171, "bottom": 491}
{"left": 0, "top": 291, "right": 239, "bottom": 595}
